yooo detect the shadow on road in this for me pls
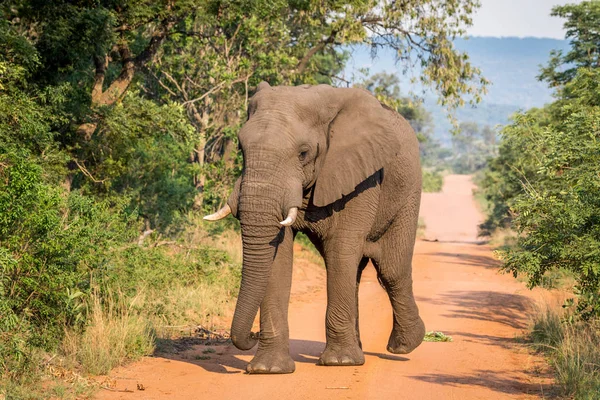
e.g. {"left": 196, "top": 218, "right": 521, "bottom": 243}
{"left": 423, "top": 251, "right": 502, "bottom": 270}
{"left": 408, "top": 369, "right": 554, "bottom": 397}
{"left": 152, "top": 338, "right": 407, "bottom": 375}
{"left": 421, "top": 239, "right": 489, "bottom": 245}
{"left": 443, "top": 331, "right": 527, "bottom": 351}
{"left": 416, "top": 290, "right": 533, "bottom": 329}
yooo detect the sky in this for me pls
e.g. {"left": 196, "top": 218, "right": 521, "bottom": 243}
{"left": 468, "top": 0, "right": 583, "bottom": 39}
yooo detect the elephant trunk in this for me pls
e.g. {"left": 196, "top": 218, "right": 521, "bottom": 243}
{"left": 230, "top": 216, "right": 279, "bottom": 350}
{"left": 230, "top": 160, "right": 302, "bottom": 350}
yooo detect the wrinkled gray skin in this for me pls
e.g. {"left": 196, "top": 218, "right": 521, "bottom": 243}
{"left": 216, "top": 82, "right": 425, "bottom": 374}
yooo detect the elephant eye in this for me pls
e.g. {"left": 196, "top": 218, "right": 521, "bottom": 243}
{"left": 299, "top": 150, "right": 308, "bottom": 162}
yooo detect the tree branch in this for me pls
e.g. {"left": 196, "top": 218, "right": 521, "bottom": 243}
{"left": 134, "top": 17, "right": 177, "bottom": 68}
{"left": 73, "top": 159, "right": 106, "bottom": 183}
{"left": 182, "top": 74, "right": 251, "bottom": 106}
{"left": 150, "top": 70, "right": 178, "bottom": 97}
{"left": 296, "top": 30, "right": 339, "bottom": 74}
{"left": 90, "top": 55, "right": 108, "bottom": 103}
{"left": 93, "top": 41, "right": 135, "bottom": 106}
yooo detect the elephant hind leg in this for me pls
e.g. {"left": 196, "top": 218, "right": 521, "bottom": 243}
{"left": 371, "top": 209, "right": 425, "bottom": 355}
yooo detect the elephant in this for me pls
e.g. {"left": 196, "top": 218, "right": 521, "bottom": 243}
{"left": 204, "top": 82, "right": 425, "bottom": 374}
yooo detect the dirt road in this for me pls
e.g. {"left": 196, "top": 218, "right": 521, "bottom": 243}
{"left": 98, "top": 175, "right": 551, "bottom": 399}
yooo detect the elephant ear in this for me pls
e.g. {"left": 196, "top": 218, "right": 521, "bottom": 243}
{"left": 313, "top": 91, "right": 399, "bottom": 207}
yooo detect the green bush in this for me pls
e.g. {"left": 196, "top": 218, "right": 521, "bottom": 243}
{"left": 0, "top": 153, "right": 139, "bottom": 378}
{"left": 74, "top": 93, "right": 199, "bottom": 235}
{"left": 495, "top": 71, "right": 600, "bottom": 319}
{"left": 0, "top": 152, "right": 242, "bottom": 389}
{"left": 422, "top": 170, "right": 444, "bottom": 193}
{"left": 477, "top": 107, "right": 553, "bottom": 235}
{"left": 479, "top": 6, "right": 600, "bottom": 316}
{"left": 479, "top": 12, "right": 600, "bottom": 318}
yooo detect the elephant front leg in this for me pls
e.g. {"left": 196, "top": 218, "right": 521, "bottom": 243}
{"left": 246, "top": 228, "right": 295, "bottom": 374}
{"left": 318, "top": 245, "right": 365, "bottom": 366}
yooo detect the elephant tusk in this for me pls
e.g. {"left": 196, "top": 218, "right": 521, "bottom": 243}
{"left": 279, "top": 207, "right": 298, "bottom": 227}
{"left": 203, "top": 204, "right": 232, "bottom": 221}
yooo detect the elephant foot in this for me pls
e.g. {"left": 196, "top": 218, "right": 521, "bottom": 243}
{"left": 246, "top": 350, "right": 295, "bottom": 374}
{"left": 387, "top": 317, "right": 426, "bottom": 354}
{"left": 317, "top": 344, "right": 365, "bottom": 366}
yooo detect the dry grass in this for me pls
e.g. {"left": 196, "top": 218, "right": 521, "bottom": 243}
{"left": 417, "top": 217, "right": 426, "bottom": 239}
{"left": 62, "top": 291, "right": 154, "bottom": 375}
{"left": 60, "top": 223, "right": 242, "bottom": 374}
{"left": 50, "top": 221, "right": 321, "bottom": 388}
{"left": 485, "top": 227, "right": 517, "bottom": 248}
{"left": 530, "top": 304, "right": 600, "bottom": 399}
{"left": 201, "top": 228, "right": 243, "bottom": 264}
{"left": 145, "top": 281, "right": 237, "bottom": 340}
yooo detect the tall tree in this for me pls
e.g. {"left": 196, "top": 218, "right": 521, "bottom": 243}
{"left": 2, "top": 0, "right": 487, "bottom": 210}
{"left": 147, "top": 0, "right": 487, "bottom": 206}
{"left": 3, "top": 0, "right": 198, "bottom": 137}
{"left": 450, "top": 121, "right": 496, "bottom": 173}
{"left": 480, "top": 1, "right": 600, "bottom": 319}
{"left": 539, "top": 1, "right": 600, "bottom": 87}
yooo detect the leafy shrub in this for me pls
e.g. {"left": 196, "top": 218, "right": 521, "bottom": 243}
{"left": 1, "top": 156, "right": 131, "bottom": 332}
{"left": 422, "top": 170, "right": 443, "bottom": 193}
{"left": 75, "top": 92, "right": 198, "bottom": 235}
{"left": 480, "top": 63, "right": 600, "bottom": 320}
{"left": 480, "top": 4, "right": 600, "bottom": 321}
{"left": 495, "top": 73, "right": 600, "bottom": 319}
{"left": 478, "top": 107, "right": 553, "bottom": 234}
{"left": 0, "top": 153, "right": 140, "bottom": 379}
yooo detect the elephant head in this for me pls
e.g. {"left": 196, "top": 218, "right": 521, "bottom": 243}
{"left": 204, "top": 82, "right": 399, "bottom": 350}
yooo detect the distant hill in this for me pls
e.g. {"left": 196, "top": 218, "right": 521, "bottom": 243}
{"left": 342, "top": 37, "right": 570, "bottom": 144}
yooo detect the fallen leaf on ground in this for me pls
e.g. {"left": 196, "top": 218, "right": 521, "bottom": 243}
{"left": 423, "top": 331, "right": 453, "bottom": 342}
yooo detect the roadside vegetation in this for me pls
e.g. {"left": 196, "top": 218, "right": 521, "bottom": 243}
{"left": 531, "top": 307, "right": 600, "bottom": 399}
{"left": 478, "top": 2, "right": 600, "bottom": 397}
{"left": 0, "top": 1, "right": 487, "bottom": 397}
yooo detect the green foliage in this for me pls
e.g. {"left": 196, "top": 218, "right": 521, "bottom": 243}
{"left": 539, "top": 1, "right": 600, "bottom": 88}
{"left": 498, "top": 90, "right": 600, "bottom": 319}
{"left": 0, "top": 154, "right": 138, "bottom": 381}
{"left": 75, "top": 92, "right": 198, "bottom": 234}
{"left": 100, "top": 244, "right": 239, "bottom": 303}
{"left": 449, "top": 121, "right": 497, "bottom": 174}
{"left": 0, "top": 156, "right": 135, "bottom": 332}
{"left": 537, "top": 268, "right": 576, "bottom": 291}
{"left": 422, "top": 170, "right": 444, "bottom": 193}
{"left": 0, "top": 0, "right": 489, "bottom": 391}
{"left": 423, "top": 331, "right": 453, "bottom": 342}
{"left": 477, "top": 108, "right": 553, "bottom": 233}
{"left": 481, "top": 69, "right": 600, "bottom": 319}
{"left": 479, "top": 1, "right": 600, "bottom": 321}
